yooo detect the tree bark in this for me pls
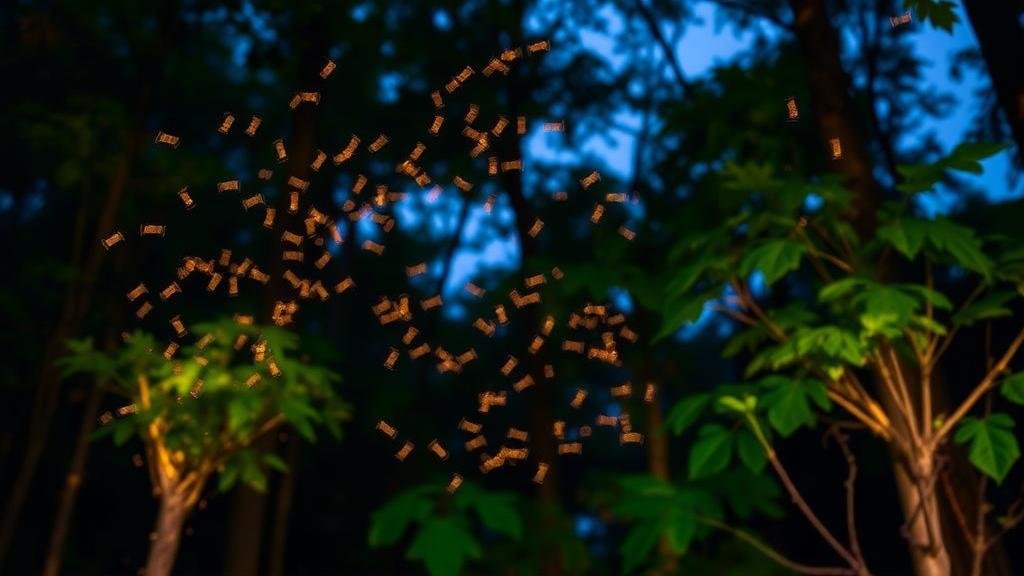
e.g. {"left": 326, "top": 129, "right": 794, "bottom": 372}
{"left": 145, "top": 491, "right": 190, "bottom": 576}
{"left": 40, "top": 382, "right": 104, "bottom": 576}
{"left": 788, "top": 0, "right": 881, "bottom": 239}
{"left": 894, "top": 453, "right": 951, "bottom": 576}
{"left": 962, "top": 0, "right": 1024, "bottom": 162}
{"left": 787, "top": 1, "right": 953, "bottom": 574}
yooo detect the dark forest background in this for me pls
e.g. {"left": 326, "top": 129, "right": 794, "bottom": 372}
{"left": 2, "top": 0, "right": 1024, "bottom": 575}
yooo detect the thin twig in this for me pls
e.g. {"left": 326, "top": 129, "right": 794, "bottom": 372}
{"left": 930, "top": 282, "right": 985, "bottom": 364}
{"left": 633, "top": 0, "right": 691, "bottom": 94}
{"left": 825, "top": 427, "right": 867, "bottom": 570}
{"left": 746, "top": 415, "right": 863, "bottom": 571}
{"left": 940, "top": 469, "right": 975, "bottom": 543}
{"left": 931, "top": 326, "right": 1024, "bottom": 449}
{"left": 711, "top": 0, "right": 792, "bottom": 29}
{"left": 697, "top": 516, "right": 857, "bottom": 576}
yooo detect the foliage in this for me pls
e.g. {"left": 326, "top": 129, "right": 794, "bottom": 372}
{"left": 954, "top": 414, "right": 1020, "bottom": 484}
{"left": 59, "top": 318, "right": 348, "bottom": 492}
{"left": 597, "top": 469, "right": 782, "bottom": 574}
{"left": 369, "top": 481, "right": 524, "bottom": 576}
{"left": 660, "top": 141, "right": 1024, "bottom": 483}
{"left": 903, "top": 0, "right": 959, "bottom": 32}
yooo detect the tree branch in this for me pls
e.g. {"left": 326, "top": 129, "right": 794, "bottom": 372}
{"left": 746, "top": 415, "right": 864, "bottom": 572}
{"left": 930, "top": 326, "right": 1024, "bottom": 449}
{"left": 826, "top": 427, "right": 867, "bottom": 570}
{"left": 633, "top": 0, "right": 691, "bottom": 94}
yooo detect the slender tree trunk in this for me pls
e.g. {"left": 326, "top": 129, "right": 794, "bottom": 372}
{"left": 0, "top": 2, "right": 178, "bottom": 566}
{"left": 788, "top": 0, "right": 880, "bottom": 238}
{"left": 498, "top": 15, "right": 563, "bottom": 573}
{"left": 40, "top": 383, "right": 104, "bottom": 576}
{"left": 962, "top": 0, "right": 1024, "bottom": 162}
{"left": 0, "top": 126, "right": 144, "bottom": 569}
{"left": 145, "top": 491, "right": 190, "bottom": 576}
{"left": 894, "top": 453, "right": 951, "bottom": 576}
{"left": 645, "top": 399, "right": 678, "bottom": 575}
{"left": 787, "top": 1, "right": 956, "bottom": 574}
{"left": 267, "top": 437, "right": 300, "bottom": 576}
{"left": 227, "top": 10, "right": 325, "bottom": 573}
{"left": 224, "top": 467, "right": 269, "bottom": 575}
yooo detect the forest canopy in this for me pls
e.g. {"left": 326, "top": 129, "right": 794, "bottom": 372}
{"left": 2, "top": 1, "right": 1024, "bottom": 575}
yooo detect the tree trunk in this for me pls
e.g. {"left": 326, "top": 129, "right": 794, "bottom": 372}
{"left": 224, "top": 479, "right": 269, "bottom": 575}
{"left": 788, "top": 0, "right": 881, "bottom": 238}
{"left": 0, "top": 126, "right": 144, "bottom": 569}
{"left": 894, "top": 454, "right": 950, "bottom": 576}
{"left": 267, "top": 437, "right": 300, "bottom": 576}
{"left": 145, "top": 491, "right": 190, "bottom": 576}
{"left": 226, "top": 9, "right": 324, "bottom": 573}
{"left": 0, "top": 1, "right": 178, "bottom": 566}
{"left": 787, "top": 2, "right": 968, "bottom": 573}
{"left": 645, "top": 399, "right": 678, "bottom": 575}
{"left": 962, "top": 0, "right": 1024, "bottom": 162}
{"left": 40, "top": 383, "right": 104, "bottom": 576}
{"left": 499, "top": 17, "right": 563, "bottom": 573}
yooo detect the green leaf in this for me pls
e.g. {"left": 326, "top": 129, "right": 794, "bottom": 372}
{"left": 263, "top": 453, "right": 289, "bottom": 473}
{"left": 818, "top": 278, "right": 865, "bottom": 303}
{"left": 688, "top": 424, "right": 734, "bottom": 479}
{"left": 703, "top": 470, "right": 783, "bottom": 519}
{"left": 739, "top": 239, "right": 806, "bottom": 286}
{"left": 717, "top": 395, "right": 749, "bottom": 414}
{"left": 666, "top": 513, "right": 696, "bottom": 554}
{"left": 911, "top": 315, "right": 948, "bottom": 336}
{"left": 878, "top": 219, "right": 927, "bottom": 260}
{"left": 954, "top": 414, "right": 1020, "bottom": 484}
{"left": 621, "top": 520, "right": 662, "bottom": 574}
{"left": 903, "top": 0, "right": 959, "bottom": 32}
{"left": 760, "top": 376, "right": 830, "bottom": 437}
{"left": 722, "top": 161, "right": 779, "bottom": 192}
{"left": 952, "top": 291, "right": 1015, "bottom": 326}
{"left": 617, "top": 474, "right": 676, "bottom": 498}
{"left": 853, "top": 284, "right": 921, "bottom": 336}
{"left": 465, "top": 491, "right": 522, "bottom": 540}
{"left": 735, "top": 429, "right": 767, "bottom": 473}
{"left": 899, "top": 283, "right": 953, "bottom": 311}
{"left": 238, "top": 451, "right": 267, "bottom": 492}
{"left": 656, "top": 290, "right": 716, "bottom": 341}
{"left": 946, "top": 142, "right": 1008, "bottom": 171}
{"left": 665, "top": 394, "right": 711, "bottom": 435}
{"left": 218, "top": 464, "right": 239, "bottom": 493}
{"left": 722, "top": 324, "right": 769, "bottom": 358}
{"left": 1000, "top": 373, "right": 1024, "bottom": 405}
{"left": 280, "top": 396, "right": 320, "bottom": 441}
{"left": 407, "top": 517, "right": 481, "bottom": 576}
{"left": 926, "top": 219, "right": 992, "bottom": 278}
{"left": 112, "top": 421, "right": 136, "bottom": 446}
{"left": 369, "top": 489, "right": 435, "bottom": 547}
{"left": 666, "top": 258, "right": 711, "bottom": 299}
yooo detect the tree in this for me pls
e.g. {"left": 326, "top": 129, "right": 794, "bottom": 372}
{"left": 659, "top": 142, "right": 1024, "bottom": 576}
{"left": 59, "top": 319, "right": 348, "bottom": 576}
{"left": 961, "top": 0, "right": 1024, "bottom": 163}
